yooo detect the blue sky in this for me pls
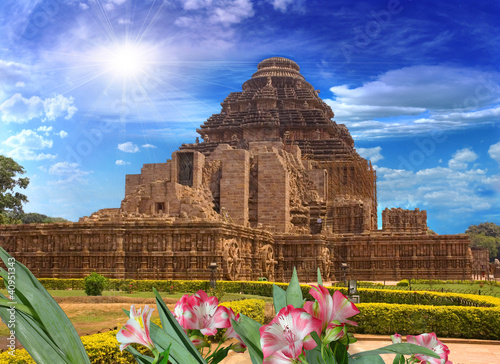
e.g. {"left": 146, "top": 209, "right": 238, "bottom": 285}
{"left": 0, "top": 0, "right": 498, "bottom": 234}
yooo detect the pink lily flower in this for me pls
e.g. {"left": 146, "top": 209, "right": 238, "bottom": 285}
{"left": 259, "top": 305, "right": 322, "bottom": 362}
{"left": 174, "top": 290, "right": 231, "bottom": 336}
{"left": 407, "top": 333, "right": 453, "bottom": 364}
{"left": 116, "top": 305, "right": 155, "bottom": 351}
{"left": 224, "top": 308, "right": 247, "bottom": 353}
{"left": 174, "top": 294, "right": 197, "bottom": 331}
{"left": 303, "top": 285, "right": 359, "bottom": 343}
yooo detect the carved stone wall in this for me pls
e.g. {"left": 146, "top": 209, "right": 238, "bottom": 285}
{"left": 328, "top": 233, "right": 472, "bottom": 281}
{"left": 382, "top": 208, "right": 428, "bottom": 234}
{"left": 0, "top": 221, "right": 274, "bottom": 281}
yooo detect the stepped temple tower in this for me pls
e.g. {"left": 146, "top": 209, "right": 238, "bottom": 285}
{"left": 0, "top": 57, "right": 472, "bottom": 282}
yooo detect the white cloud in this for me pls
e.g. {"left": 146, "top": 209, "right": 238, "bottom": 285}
{"left": 7, "top": 149, "right": 56, "bottom": 161}
{"left": 37, "top": 125, "right": 53, "bottom": 136}
{"left": 0, "top": 60, "right": 30, "bottom": 89}
{"left": 0, "top": 94, "right": 44, "bottom": 123}
{"left": 48, "top": 162, "right": 91, "bottom": 184}
{"left": 328, "top": 66, "right": 499, "bottom": 110}
{"left": 79, "top": 2, "right": 89, "bottom": 10}
{"left": 211, "top": 0, "right": 254, "bottom": 25}
{"left": 103, "top": 0, "right": 127, "bottom": 11}
{"left": 377, "top": 163, "right": 497, "bottom": 217}
{"left": 2, "top": 129, "right": 56, "bottom": 161}
{"left": 176, "top": 0, "right": 254, "bottom": 27}
{"left": 142, "top": 143, "right": 157, "bottom": 148}
{"left": 116, "top": 159, "right": 130, "bottom": 165}
{"left": 118, "top": 141, "right": 139, "bottom": 153}
{"left": 376, "top": 147, "right": 499, "bottom": 227}
{"left": 118, "top": 18, "right": 132, "bottom": 25}
{"left": 0, "top": 93, "right": 77, "bottom": 123}
{"left": 267, "top": 0, "right": 294, "bottom": 12}
{"left": 357, "top": 146, "right": 383, "bottom": 163}
{"left": 57, "top": 130, "right": 68, "bottom": 139}
{"left": 324, "top": 66, "right": 500, "bottom": 140}
{"left": 448, "top": 148, "right": 478, "bottom": 169}
{"left": 488, "top": 142, "right": 500, "bottom": 164}
{"left": 44, "top": 94, "right": 77, "bottom": 120}
{"left": 3, "top": 129, "right": 53, "bottom": 149}
{"left": 181, "top": 0, "right": 213, "bottom": 10}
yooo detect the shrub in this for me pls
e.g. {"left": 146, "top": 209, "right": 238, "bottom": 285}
{"left": 397, "top": 279, "right": 410, "bottom": 287}
{"left": 83, "top": 272, "right": 108, "bottom": 296}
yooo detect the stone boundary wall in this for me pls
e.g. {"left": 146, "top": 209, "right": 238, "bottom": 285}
{"left": 0, "top": 221, "right": 274, "bottom": 281}
{"left": 328, "top": 233, "right": 472, "bottom": 281}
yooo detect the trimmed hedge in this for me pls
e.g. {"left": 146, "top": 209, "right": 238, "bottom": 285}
{"left": 0, "top": 298, "right": 265, "bottom": 364}
{"left": 353, "top": 303, "right": 500, "bottom": 340}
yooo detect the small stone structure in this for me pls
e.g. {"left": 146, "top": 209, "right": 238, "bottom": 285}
{"left": 0, "top": 57, "right": 474, "bottom": 281}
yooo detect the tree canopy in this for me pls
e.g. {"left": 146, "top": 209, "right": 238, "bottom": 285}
{"left": 466, "top": 222, "right": 500, "bottom": 261}
{"left": 0, "top": 155, "right": 29, "bottom": 223}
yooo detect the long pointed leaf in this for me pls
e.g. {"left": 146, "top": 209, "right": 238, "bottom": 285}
{"left": 349, "top": 354, "right": 385, "bottom": 363}
{"left": 350, "top": 343, "right": 440, "bottom": 359}
{"left": 272, "top": 284, "right": 286, "bottom": 313}
{"left": 0, "top": 309, "right": 67, "bottom": 364}
{"left": 317, "top": 267, "right": 323, "bottom": 286}
{"left": 152, "top": 288, "right": 205, "bottom": 364}
{"left": 0, "top": 247, "right": 91, "bottom": 363}
{"left": 286, "top": 267, "right": 303, "bottom": 308}
{"left": 125, "top": 346, "right": 155, "bottom": 364}
{"left": 231, "top": 315, "right": 263, "bottom": 364}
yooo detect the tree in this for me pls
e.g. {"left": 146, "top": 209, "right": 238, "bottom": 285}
{"left": 466, "top": 222, "right": 500, "bottom": 261}
{"left": 19, "top": 212, "right": 69, "bottom": 224}
{"left": 0, "top": 155, "right": 29, "bottom": 223}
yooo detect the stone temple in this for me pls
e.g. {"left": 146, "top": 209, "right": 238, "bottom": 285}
{"left": 0, "top": 57, "right": 474, "bottom": 282}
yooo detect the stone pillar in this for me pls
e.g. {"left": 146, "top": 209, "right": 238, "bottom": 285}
{"left": 257, "top": 149, "right": 290, "bottom": 233}
{"left": 115, "top": 231, "right": 126, "bottom": 279}
{"left": 220, "top": 149, "right": 250, "bottom": 226}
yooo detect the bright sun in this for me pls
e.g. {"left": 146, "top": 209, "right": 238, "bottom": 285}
{"left": 103, "top": 42, "right": 152, "bottom": 79}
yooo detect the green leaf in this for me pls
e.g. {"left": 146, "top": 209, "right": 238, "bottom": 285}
{"left": 272, "top": 284, "right": 287, "bottom": 313}
{"left": 231, "top": 315, "right": 264, "bottom": 364}
{"left": 152, "top": 288, "right": 205, "bottom": 364}
{"left": 317, "top": 267, "right": 323, "bottom": 286}
{"left": 206, "top": 345, "right": 231, "bottom": 364}
{"left": 0, "top": 308, "right": 67, "bottom": 364}
{"left": 332, "top": 341, "right": 348, "bottom": 364}
{"left": 159, "top": 343, "right": 172, "bottom": 364}
{"left": 0, "top": 247, "right": 91, "bottom": 363}
{"left": 0, "top": 298, "right": 37, "bottom": 317}
{"left": 392, "top": 354, "right": 405, "bottom": 364}
{"left": 310, "top": 331, "right": 322, "bottom": 346}
{"left": 286, "top": 267, "right": 303, "bottom": 308}
{"left": 349, "top": 354, "right": 385, "bottom": 363}
{"left": 349, "top": 343, "right": 440, "bottom": 359}
{"left": 125, "top": 346, "right": 155, "bottom": 363}
{"left": 305, "top": 345, "right": 329, "bottom": 364}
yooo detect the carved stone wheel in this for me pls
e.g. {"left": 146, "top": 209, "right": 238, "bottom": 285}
{"left": 321, "top": 247, "right": 332, "bottom": 280}
{"left": 222, "top": 239, "right": 242, "bottom": 281}
{"left": 260, "top": 244, "right": 276, "bottom": 282}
